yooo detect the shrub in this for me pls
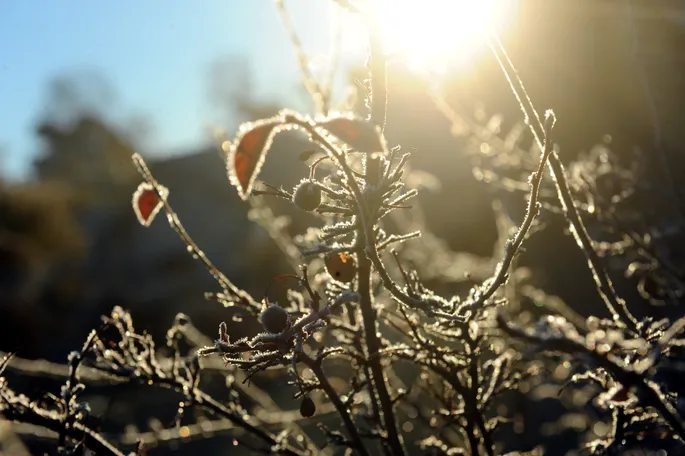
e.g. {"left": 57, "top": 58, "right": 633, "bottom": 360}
{"left": 2, "top": 3, "right": 685, "bottom": 456}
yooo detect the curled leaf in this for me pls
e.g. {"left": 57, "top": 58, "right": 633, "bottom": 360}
{"left": 227, "top": 116, "right": 284, "bottom": 200}
{"left": 132, "top": 182, "right": 168, "bottom": 227}
{"left": 316, "top": 115, "right": 387, "bottom": 153}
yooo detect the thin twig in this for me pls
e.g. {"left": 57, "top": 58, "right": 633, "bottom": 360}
{"left": 300, "top": 353, "right": 370, "bottom": 455}
{"left": 1, "top": 398, "right": 124, "bottom": 456}
{"left": 87, "top": 360, "right": 303, "bottom": 456}
{"left": 486, "top": 32, "right": 638, "bottom": 329}
{"left": 132, "top": 153, "right": 261, "bottom": 314}
{"left": 58, "top": 327, "right": 104, "bottom": 452}
{"left": 357, "top": 252, "right": 406, "bottom": 455}
{"left": 323, "top": 0, "right": 343, "bottom": 115}
{"left": 498, "top": 313, "right": 685, "bottom": 438}
{"left": 462, "top": 110, "right": 556, "bottom": 313}
{"left": 368, "top": 21, "right": 387, "bottom": 132}
{"left": 285, "top": 115, "right": 438, "bottom": 316}
{"left": 275, "top": 0, "right": 326, "bottom": 114}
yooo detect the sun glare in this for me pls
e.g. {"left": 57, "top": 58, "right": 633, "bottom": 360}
{"left": 368, "top": 0, "right": 514, "bottom": 73}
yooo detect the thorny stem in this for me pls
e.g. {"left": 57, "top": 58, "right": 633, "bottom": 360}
{"left": 284, "top": 126, "right": 405, "bottom": 453}
{"left": 486, "top": 32, "right": 638, "bottom": 330}
{"left": 463, "top": 110, "right": 556, "bottom": 313}
{"left": 286, "top": 115, "right": 436, "bottom": 317}
{"left": 313, "top": 127, "right": 405, "bottom": 453}
{"left": 357, "top": 252, "right": 406, "bottom": 455}
{"left": 300, "top": 354, "right": 370, "bottom": 456}
{"left": 362, "top": 31, "right": 403, "bottom": 449}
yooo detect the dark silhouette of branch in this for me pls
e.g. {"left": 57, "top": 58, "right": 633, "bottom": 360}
{"left": 1, "top": 397, "right": 124, "bottom": 456}
{"left": 357, "top": 252, "right": 405, "bottom": 455}
{"left": 300, "top": 353, "right": 370, "bottom": 455}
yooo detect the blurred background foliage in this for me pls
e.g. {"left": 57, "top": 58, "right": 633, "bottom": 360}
{"left": 2, "top": 1, "right": 685, "bottom": 454}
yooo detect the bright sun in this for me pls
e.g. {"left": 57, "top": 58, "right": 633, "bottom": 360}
{"left": 360, "top": 0, "right": 515, "bottom": 73}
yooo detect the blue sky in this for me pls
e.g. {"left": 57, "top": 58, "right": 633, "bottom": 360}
{"left": 0, "top": 1, "right": 362, "bottom": 181}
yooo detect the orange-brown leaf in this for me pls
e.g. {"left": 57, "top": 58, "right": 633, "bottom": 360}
{"left": 132, "top": 182, "right": 168, "bottom": 227}
{"left": 317, "top": 116, "right": 386, "bottom": 153}
{"left": 228, "top": 118, "right": 282, "bottom": 200}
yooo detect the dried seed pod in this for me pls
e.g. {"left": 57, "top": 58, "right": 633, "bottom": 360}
{"left": 325, "top": 252, "right": 357, "bottom": 283}
{"left": 299, "top": 396, "right": 316, "bottom": 417}
{"left": 259, "top": 303, "right": 290, "bottom": 334}
{"left": 292, "top": 180, "right": 322, "bottom": 211}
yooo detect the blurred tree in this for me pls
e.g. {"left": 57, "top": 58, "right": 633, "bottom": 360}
{"left": 0, "top": 71, "right": 153, "bottom": 358}
{"left": 0, "top": 144, "right": 7, "bottom": 172}
{"left": 0, "top": 178, "right": 87, "bottom": 357}
{"left": 35, "top": 116, "right": 139, "bottom": 204}
{"left": 122, "top": 113, "right": 156, "bottom": 150}
{"left": 40, "top": 69, "right": 117, "bottom": 130}
{"left": 33, "top": 71, "right": 149, "bottom": 206}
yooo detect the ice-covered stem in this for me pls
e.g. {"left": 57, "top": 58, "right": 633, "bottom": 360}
{"left": 89, "top": 356, "right": 302, "bottom": 455}
{"left": 486, "top": 33, "right": 638, "bottom": 330}
{"left": 286, "top": 115, "right": 443, "bottom": 318}
{"left": 357, "top": 251, "right": 405, "bottom": 455}
{"left": 465, "top": 335, "right": 495, "bottom": 456}
{"left": 414, "top": 355, "right": 484, "bottom": 455}
{"left": 497, "top": 313, "right": 685, "bottom": 438}
{"left": 463, "top": 110, "right": 556, "bottom": 312}
{"left": 368, "top": 23, "right": 387, "bottom": 132}
{"left": 299, "top": 353, "right": 370, "bottom": 455}
{"left": 131, "top": 153, "right": 260, "bottom": 314}
{"left": 546, "top": 150, "right": 638, "bottom": 326}
{"left": 391, "top": 322, "right": 491, "bottom": 455}
{"left": 284, "top": 115, "right": 406, "bottom": 453}
{"left": 0, "top": 401, "right": 125, "bottom": 456}
{"left": 58, "top": 327, "right": 103, "bottom": 452}
{"left": 275, "top": 0, "right": 326, "bottom": 114}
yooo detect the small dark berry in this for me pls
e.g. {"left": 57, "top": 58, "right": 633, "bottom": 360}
{"left": 259, "top": 304, "right": 290, "bottom": 334}
{"left": 324, "top": 252, "right": 356, "bottom": 283}
{"left": 292, "top": 181, "right": 322, "bottom": 211}
{"left": 299, "top": 396, "right": 316, "bottom": 417}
